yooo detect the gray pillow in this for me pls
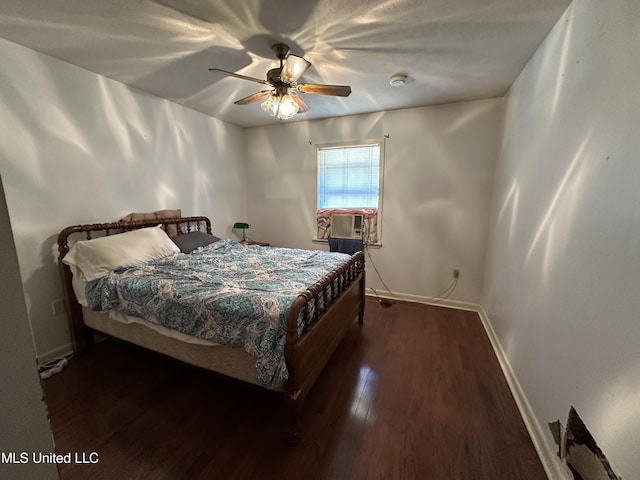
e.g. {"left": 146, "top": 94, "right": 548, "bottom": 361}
{"left": 171, "top": 231, "right": 220, "bottom": 253}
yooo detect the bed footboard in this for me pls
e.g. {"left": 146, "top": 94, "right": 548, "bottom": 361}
{"left": 284, "top": 250, "right": 365, "bottom": 444}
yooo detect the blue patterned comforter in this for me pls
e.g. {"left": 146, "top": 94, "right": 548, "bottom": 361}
{"left": 85, "top": 239, "right": 351, "bottom": 388}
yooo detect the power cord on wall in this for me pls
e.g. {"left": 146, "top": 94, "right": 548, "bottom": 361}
{"left": 364, "top": 243, "right": 459, "bottom": 306}
{"left": 364, "top": 244, "right": 397, "bottom": 307}
{"left": 420, "top": 277, "right": 458, "bottom": 304}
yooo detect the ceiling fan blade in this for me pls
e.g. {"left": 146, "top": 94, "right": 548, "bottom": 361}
{"left": 208, "top": 68, "right": 268, "bottom": 85}
{"left": 234, "top": 90, "right": 272, "bottom": 105}
{"left": 297, "top": 83, "right": 352, "bottom": 97}
{"left": 290, "top": 92, "right": 310, "bottom": 113}
{"left": 281, "top": 54, "right": 311, "bottom": 83}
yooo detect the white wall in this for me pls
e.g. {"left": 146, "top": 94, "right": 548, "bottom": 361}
{"left": 0, "top": 176, "right": 59, "bottom": 480}
{"left": 482, "top": 0, "right": 640, "bottom": 477}
{"left": 0, "top": 38, "right": 248, "bottom": 360}
{"left": 245, "top": 100, "right": 502, "bottom": 304}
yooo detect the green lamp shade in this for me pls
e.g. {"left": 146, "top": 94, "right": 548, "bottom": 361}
{"left": 233, "top": 222, "right": 250, "bottom": 242}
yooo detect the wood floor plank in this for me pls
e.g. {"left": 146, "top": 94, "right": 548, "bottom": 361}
{"left": 42, "top": 297, "right": 547, "bottom": 479}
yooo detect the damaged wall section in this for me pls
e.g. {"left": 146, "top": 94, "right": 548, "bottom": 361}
{"left": 549, "top": 407, "right": 622, "bottom": 480}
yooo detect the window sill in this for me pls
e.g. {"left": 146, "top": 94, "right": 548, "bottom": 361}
{"left": 312, "top": 238, "right": 382, "bottom": 248}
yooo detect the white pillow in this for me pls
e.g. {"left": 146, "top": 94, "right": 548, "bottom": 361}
{"left": 71, "top": 270, "right": 89, "bottom": 307}
{"left": 63, "top": 226, "right": 180, "bottom": 282}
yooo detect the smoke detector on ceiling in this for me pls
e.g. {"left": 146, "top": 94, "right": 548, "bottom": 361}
{"left": 389, "top": 74, "right": 407, "bottom": 86}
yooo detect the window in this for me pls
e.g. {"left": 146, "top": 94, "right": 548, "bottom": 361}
{"left": 316, "top": 140, "right": 383, "bottom": 244}
{"left": 317, "top": 143, "right": 380, "bottom": 209}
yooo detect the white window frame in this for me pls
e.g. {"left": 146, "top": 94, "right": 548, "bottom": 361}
{"left": 314, "top": 139, "right": 385, "bottom": 245}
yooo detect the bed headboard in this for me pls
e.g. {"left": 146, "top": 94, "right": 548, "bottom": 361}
{"left": 57, "top": 216, "right": 211, "bottom": 353}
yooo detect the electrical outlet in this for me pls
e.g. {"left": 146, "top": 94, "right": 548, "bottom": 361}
{"left": 452, "top": 269, "right": 460, "bottom": 279}
{"left": 51, "top": 299, "right": 65, "bottom": 316}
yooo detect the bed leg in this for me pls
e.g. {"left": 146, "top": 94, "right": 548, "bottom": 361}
{"left": 84, "top": 327, "right": 95, "bottom": 351}
{"left": 285, "top": 394, "right": 302, "bottom": 446}
{"left": 73, "top": 327, "right": 94, "bottom": 354}
{"left": 358, "top": 288, "right": 365, "bottom": 325}
{"left": 358, "top": 270, "right": 365, "bottom": 326}
{"left": 288, "top": 425, "right": 301, "bottom": 446}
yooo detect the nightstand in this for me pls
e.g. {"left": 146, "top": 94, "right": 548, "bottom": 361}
{"left": 243, "top": 241, "right": 270, "bottom": 247}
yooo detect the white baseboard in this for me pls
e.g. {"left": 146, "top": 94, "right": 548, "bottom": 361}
{"left": 364, "top": 289, "right": 479, "bottom": 312}
{"left": 37, "top": 343, "right": 73, "bottom": 365}
{"left": 476, "top": 307, "right": 570, "bottom": 480}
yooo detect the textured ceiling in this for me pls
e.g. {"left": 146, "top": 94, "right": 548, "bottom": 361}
{"left": 0, "top": 0, "right": 571, "bottom": 127}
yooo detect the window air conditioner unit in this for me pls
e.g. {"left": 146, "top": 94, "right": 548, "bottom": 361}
{"left": 330, "top": 213, "right": 364, "bottom": 239}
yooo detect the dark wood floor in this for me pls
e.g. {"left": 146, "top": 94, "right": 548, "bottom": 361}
{"left": 42, "top": 297, "right": 547, "bottom": 480}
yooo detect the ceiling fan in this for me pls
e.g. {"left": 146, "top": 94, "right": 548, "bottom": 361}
{"left": 209, "top": 43, "right": 352, "bottom": 120}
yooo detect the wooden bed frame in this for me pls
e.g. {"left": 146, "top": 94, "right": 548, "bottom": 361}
{"left": 57, "top": 216, "right": 365, "bottom": 444}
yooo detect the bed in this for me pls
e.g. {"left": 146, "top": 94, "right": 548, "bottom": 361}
{"left": 57, "top": 216, "right": 365, "bottom": 444}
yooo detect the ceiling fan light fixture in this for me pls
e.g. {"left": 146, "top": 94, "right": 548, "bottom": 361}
{"left": 260, "top": 91, "right": 299, "bottom": 120}
{"left": 260, "top": 93, "right": 280, "bottom": 116}
{"left": 210, "top": 42, "right": 351, "bottom": 120}
{"left": 277, "top": 93, "right": 299, "bottom": 119}
{"left": 281, "top": 55, "right": 312, "bottom": 83}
